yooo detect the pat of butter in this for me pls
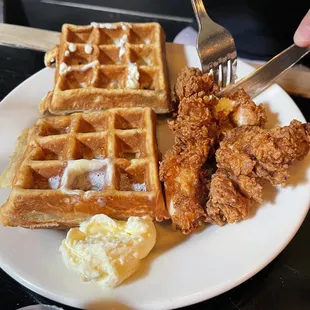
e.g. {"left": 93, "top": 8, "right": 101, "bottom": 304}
{"left": 59, "top": 214, "right": 156, "bottom": 288}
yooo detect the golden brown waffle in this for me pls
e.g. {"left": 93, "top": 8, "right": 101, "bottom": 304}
{"left": 0, "top": 107, "right": 168, "bottom": 228}
{"left": 41, "top": 22, "right": 172, "bottom": 115}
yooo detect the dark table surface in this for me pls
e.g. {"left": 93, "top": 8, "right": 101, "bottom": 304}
{"left": 0, "top": 1, "right": 310, "bottom": 310}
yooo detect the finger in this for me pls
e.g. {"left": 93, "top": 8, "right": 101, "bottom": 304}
{"left": 294, "top": 10, "right": 310, "bottom": 47}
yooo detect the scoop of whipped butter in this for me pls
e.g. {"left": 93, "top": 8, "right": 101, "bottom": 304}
{"left": 59, "top": 214, "right": 156, "bottom": 288}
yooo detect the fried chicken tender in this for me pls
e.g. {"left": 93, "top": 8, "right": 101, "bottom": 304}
{"left": 175, "top": 66, "right": 266, "bottom": 130}
{"left": 159, "top": 96, "right": 217, "bottom": 233}
{"left": 174, "top": 67, "right": 219, "bottom": 101}
{"left": 205, "top": 169, "right": 260, "bottom": 225}
{"left": 206, "top": 120, "right": 310, "bottom": 225}
{"left": 161, "top": 66, "right": 268, "bottom": 233}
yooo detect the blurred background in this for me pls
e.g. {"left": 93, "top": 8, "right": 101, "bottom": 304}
{"left": 2, "top": 0, "right": 309, "bottom": 63}
{"left": 1, "top": 0, "right": 309, "bottom": 99}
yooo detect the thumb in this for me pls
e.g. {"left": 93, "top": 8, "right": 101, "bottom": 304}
{"left": 294, "top": 10, "right": 310, "bottom": 47}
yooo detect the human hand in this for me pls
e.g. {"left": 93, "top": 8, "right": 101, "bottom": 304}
{"left": 294, "top": 10, "right": 310, "bottom": 47}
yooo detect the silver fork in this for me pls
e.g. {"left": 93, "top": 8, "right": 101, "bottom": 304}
{"left": 191, "top": 0, "right": 238, "bottom": 89}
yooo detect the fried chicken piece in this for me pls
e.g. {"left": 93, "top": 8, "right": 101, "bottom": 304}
{"left": 204, "top": 169, "right": 260, "bottom": 225}
{"left": 159, "top": 96, "right": 217, "bottom": 233}
{"left": 174, "top": 66, "right": 266, "bottom": 129}
{"left": 174, "top": 67, "right": 219, "bottom": 101}
{"left": 162, "top": 69, "right": 268, "bottom": 233}
{"left": 206, "top": 120, "right": 310, "bottom": 225}
{"left": 230, "top": 89, "right": 267, "bottom": 127}
{"left": 162, "top": 66, "right": 269, "bottom": 233}
{"left": 160, "top": 144, "right": 210, "bottom": 233}
{"left": 212, "top": 89, "right": 267, "bottom": 136}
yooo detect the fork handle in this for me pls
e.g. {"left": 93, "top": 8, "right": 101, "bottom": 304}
{"left": 191, "top": 0, "right": 211, "bottom": 29}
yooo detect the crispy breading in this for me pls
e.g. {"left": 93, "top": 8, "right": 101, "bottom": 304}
{"left": 159, "top": 96, "right": 217, "bottom": 233}
{"left": 174, "top": 67, "right": 219, "bottom": 101}
{"left": 205, "top": 169, "right": 257, "bottom": 225}
{"left": 230, "top": 89, "right": 267, "bottom": 127}
{"left": 206, "top": 120, "right": 310, "bottom": 225}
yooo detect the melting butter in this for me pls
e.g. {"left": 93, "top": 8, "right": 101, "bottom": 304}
{"left": 59, "top": 214, "right": 156, "bottom": 288}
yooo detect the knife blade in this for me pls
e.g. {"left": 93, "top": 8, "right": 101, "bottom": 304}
{"left": 219, "top": 43, "right": 310, "bottom": 98}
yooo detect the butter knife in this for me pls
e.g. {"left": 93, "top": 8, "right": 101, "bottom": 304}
{"left": 219, "top": 43, "right": 310, "bottom": 98}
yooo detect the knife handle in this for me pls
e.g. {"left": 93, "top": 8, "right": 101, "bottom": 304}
{"left": 0, "top": 23, "right": 59, "bottom": 52}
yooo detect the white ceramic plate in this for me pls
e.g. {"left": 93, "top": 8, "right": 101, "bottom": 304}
{"left": 0, "top": 43, "right": 309, "bottom": 310}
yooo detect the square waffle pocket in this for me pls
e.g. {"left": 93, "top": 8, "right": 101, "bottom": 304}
{"left": 40, "top": 22, "right": 172, "bottom": 115}
{"left": 0, "top": 107, "right": 169, "bottom": 228}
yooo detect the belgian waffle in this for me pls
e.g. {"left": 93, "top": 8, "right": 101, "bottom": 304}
{"left": 0, "top": 107, "right": 168, "bottom": 228}
{"left": 41, "top": 22, "right": 172, "bottom": 115}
